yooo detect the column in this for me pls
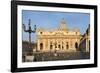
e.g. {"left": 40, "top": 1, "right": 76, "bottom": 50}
{"left": 45, "top": 39, "right": 47, "bottom": 51}
{"left": 43, "top": 39, "right": 45, "bottom": 52}
{"left": 86, "top": 39, "right": 89, "bottom": 52}
{"left": 37, "top": 39, "right": 40, "bottom": 51}
{"left": 60, "top": 39, "right": 62, "bottom": 50}
{"left": 68, "top": 39, "right": 70, "bottom": 50}
{"left": 48, "top": 39, "right": 50, "bottom": 51}
{"left": 53, "top": 39, "right": 55, "bottom": 51}
{"left": 63, "top": 41, "right": 66, "bottom": 50}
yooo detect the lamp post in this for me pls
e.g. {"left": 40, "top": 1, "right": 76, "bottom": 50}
{"left": 23, "top": 19, "right": 36, "bottom": 54}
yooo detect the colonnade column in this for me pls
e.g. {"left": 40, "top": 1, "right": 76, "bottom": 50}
{"left": 37, "top": 39, "right": 40, "bottom": 51}
{"left": 43, "top": 39, "right": 45, "bottom": 51}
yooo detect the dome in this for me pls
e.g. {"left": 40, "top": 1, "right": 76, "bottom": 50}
{"left": 58, "top": 18, "right": 68, "bottom": 31}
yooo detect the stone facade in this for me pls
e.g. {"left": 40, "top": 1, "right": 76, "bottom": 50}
{"left": 36, "top": 19, "right": 81, "bottom": 52}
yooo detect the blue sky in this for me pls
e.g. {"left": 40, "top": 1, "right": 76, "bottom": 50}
{"left": 22, "top": 10, "right": 90, "bottom": 42}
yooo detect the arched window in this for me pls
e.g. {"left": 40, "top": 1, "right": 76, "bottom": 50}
{"left": 40, "top": 32, "right": 43, "bottom": 34}
{"left": 55, "top": 42, "right": 57, "bottom": 48}
{"left": 58, "top": 45, "right": 61, "bottom": 49}
{"left": 40, "top": 43, "right": 43, "bottom": 50}
{"left": 50, "top": 45, "right": 53, "bottom": 50}
{"left": 75, "top": 42, "right": 78, "bottom": 50}
{"left": 50, "top": 42, "right": 53, "bottom": 50}
{"left": 62, "top": 46, "right": 63, "bottom": 49}
{"left": 66, "top": 42, "right": 69, "bottom": 49}
{"left": 66, "top": 45, "right": 69, "bottom": 49}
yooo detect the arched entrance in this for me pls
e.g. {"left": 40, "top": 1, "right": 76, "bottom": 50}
{"left": 40, "top": 43, "right": 43, "bottom": 50}
{"left": 75, "top": 42, "right": 78, "bottom": 51}
{"left": 66, "top": 42, "right": 69, "bottom": 49}
{"left": 58, "top": 45, "right": 61, "bottom": 50}
{"left": 66, "top": 45, "right": 69, "bottom": 49}
{"left": 50, "top": 45, "right": 53, "bottom": 50}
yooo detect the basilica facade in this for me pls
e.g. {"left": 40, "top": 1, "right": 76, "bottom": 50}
{"left": 36, "top": 19, "right": 81, "bottom": 52}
